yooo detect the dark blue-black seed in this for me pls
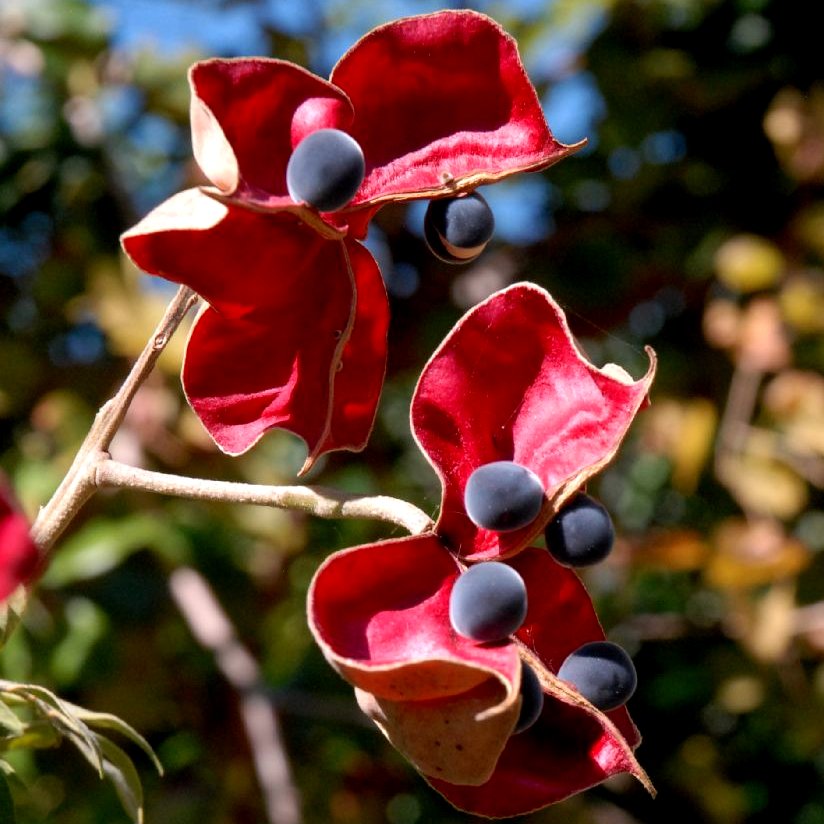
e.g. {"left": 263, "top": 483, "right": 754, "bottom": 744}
{"left": 544, "top": 493, "right": 615, "bottom": 567}
{"left": 449, "top": 562, "right": 527, "bottom": 643}
{"left": 424, "top": 191, "right": 495, "bottom": 264}
{"left": 286, "top": 128, "right": 365, "bottom": 212}
{"left": 557, "top": 641, "right": 637, "bottom": 712}
{"left": 464, "top": 461, "right": 544, "bottom": 532}
{"left": 513, "top": 662, "right": 544, "bottom": 734}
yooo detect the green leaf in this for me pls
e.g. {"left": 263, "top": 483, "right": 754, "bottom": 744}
{"left": 0, "top": 589, "right": 29, "bottom": 652}
{"left": 0, "top": 682, "right": 158, "bottom": 821}
{"left": 0, "top": 769, "right": 16, "bottom": 824}
{"left": 67, "top": 703, "right": 163, "bottom": 775}
{"left": 3, "top": 720, "right": 61, "bottom": 751}
{"left": 0, "top": 683, "right": 103, "bottom": 774}
{"left": 42, "top": 513, "right": 189, "bottom": 587}
{"left": 0, "top": 700, "right": 24, "bottom": 736}
{"left": 98, "top": 735, "right": 145, "bottom": 824}
{"left": 0, "top": 680, "right": 162, "bottom": 813}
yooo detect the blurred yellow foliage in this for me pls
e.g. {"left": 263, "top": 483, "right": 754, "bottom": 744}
{"left": 764, "top": 370, "right": 824, "bottom": 457}
{"left": 716, "top": 674, "right": 765, "bottom": 713}
{"left": 795, "top": 203, "right": 824, "bottom": 262}
{"left": 632, "top": 528, "right": 710, "bottom": 571}
{"left": 72, "top": 256, "right": 191, "bottom": 375}
{"left": 737, "top": 582, "right": 797, "bottom": 662}
{"left": 703, "top": 295, "right": 791, "bottom": 371}
{"left": 719, "top": 450, "right": 808, "bottom": 519}
{"left": 706, "top": 518, "right": 809, "bottom": 589}
{"left": 642, "top": 397, "right": 717, "bottom": 493}
{"left": 779, "top": 273, "right": 824, "bottom": 334}
{"left": 714, "top": 234, "right": 784, "bottom": 293}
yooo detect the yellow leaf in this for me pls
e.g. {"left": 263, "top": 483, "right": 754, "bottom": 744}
{"left": 706, "top": 518, "right": 809, "bottom": 589}
{"left": 718, "top": 452, "right": 808, "bottom": 519}
{"left": 714, "top": 234, "right": 784, "bottom": 293}
{"left": 641, "top": 398, "right": 717, "bottom": 493}
{"left": 742, "top": 582, "right": 796, "bottom": 662}
{"left": 779, "top": 274, "right": 824, "bottom": 334}
{"left": 764, "top": 370, "right": 824, "bottom": 457}
{"left": 717, "top": 674, "right": 765, "bottom": 713}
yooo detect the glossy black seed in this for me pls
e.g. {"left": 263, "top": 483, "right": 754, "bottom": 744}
{"left": 449, "top": 562, "right": 527, "bottom": 643}
{"left": 464, "top": 461, "right": 544, "bottom": 532}
{"left": 557, "top": 641, "right": 637, "bottom": 712}
{"left": 286, "top": 128, "right": 365, "bottom": 212}
{"left": 424, "top": 191, "right": 495, "bottom": 264}
{"left": 513, "top": 662, "right": 544, "bottom": 734}
{"left": 544, "top": 493, "right": 615, "bottom": 567}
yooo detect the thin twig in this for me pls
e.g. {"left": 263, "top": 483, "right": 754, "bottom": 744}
{"left": 94, "top": 456, "right": 434, "bottom": 535}
{"left": 169, "top": 567, "right": 302, "bottom": 824}
{"left": 30, "top": 285, "right": 198, "bottom": 553}
{"left": 714, "top": 364, "right": 762, "bottom": 482}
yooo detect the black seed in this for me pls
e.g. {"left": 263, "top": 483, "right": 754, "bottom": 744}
{"left": 449, "top": 561, "right": 527, "bottom": 642}
{"left": 513, "top": 662, "right": 544, "bottom": 734}
{"left": 557, "top": 641, "right": 637, "bottom": 712}
{"left": 464, "top": 461, "right": 544, "bottom": 532}
{"left": 286, "top": 128, "right": 365, "bottom": 212}
{"left": 424, "top": 192, "right": 494, "bottom": 264}
{"left": 545, "top": 493, "right": 615, "bottom": 567}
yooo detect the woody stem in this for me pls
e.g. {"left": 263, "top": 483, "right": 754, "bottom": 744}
{"left": 93, "top": 456, "right": 434, "bottom": 535}
{"left": 29, "top": 285, "right": 199, "bottom": 553}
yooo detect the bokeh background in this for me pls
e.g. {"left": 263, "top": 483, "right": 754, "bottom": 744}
{"left": 2, "top": 0, "right": 824, "bottom": 821}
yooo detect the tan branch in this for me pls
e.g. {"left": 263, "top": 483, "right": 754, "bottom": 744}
{"left": 94, "top": 457, "right": 434, "bottom": 535}
{"left": 169, "top": 567, "right": 301, "bottom": 824}
{"left": 30, "top": 285, "right": 198, "bottom": 552}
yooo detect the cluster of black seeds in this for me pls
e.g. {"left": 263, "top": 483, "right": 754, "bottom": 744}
{"left": 448, "top": 461, "right": 637, "bottom": 733}
{"left": 287, "top": 133, "right": 496, "bottom": 264}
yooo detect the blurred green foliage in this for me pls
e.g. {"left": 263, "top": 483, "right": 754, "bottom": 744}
{"left": 2, "top": 0, "right": 824, "bottom": 821}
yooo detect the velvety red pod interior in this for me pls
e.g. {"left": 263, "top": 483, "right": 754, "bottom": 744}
{"left": 122, "top": 194, "right": 386, "bottom": 462}
{"left": 412, "top": 283, "right": 656, "bottom": 560}
{"left": 308, "top": 534, "right": 521, "bottom": 700}
{"left": 332, "top": 10, "right": 580, "bottom": 206}
{"left": 189, "top": 58, "right": 353, "bottom": 200}
{"left": 303, "top": 239, "right": 389, "bottom": 469}
{"left": 308, "top": 534, "right": 524, "bottom": 784}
